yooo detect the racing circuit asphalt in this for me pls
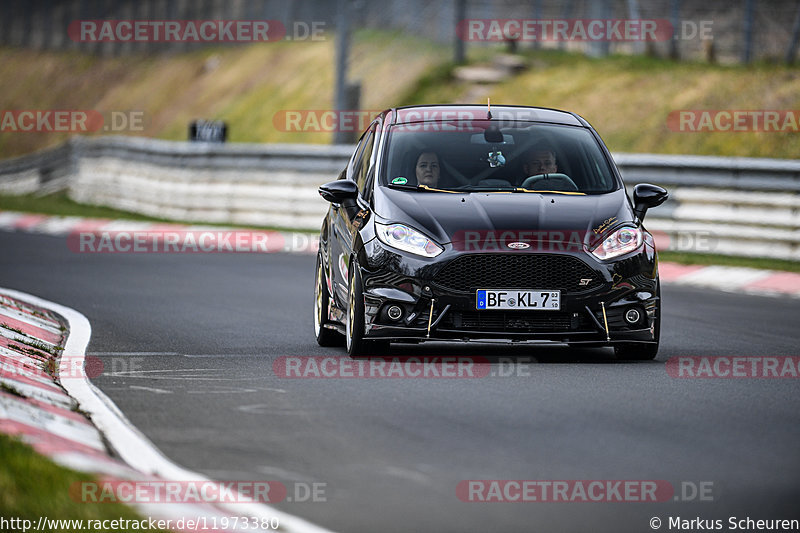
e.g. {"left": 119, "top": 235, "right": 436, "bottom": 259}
{"left": 1, "top": 230, "right": 799, "bottom": 532}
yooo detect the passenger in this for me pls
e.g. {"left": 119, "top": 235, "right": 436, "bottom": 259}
{"left": 415, "top": 151, "right": 441, "bottom": 187}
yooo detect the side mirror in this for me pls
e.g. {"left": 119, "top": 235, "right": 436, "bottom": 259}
{"left": 319, "top": 180, "right": 358, "bottom": 204}
{"left": 633, "top": 183, "right": 668, "bottom": 223}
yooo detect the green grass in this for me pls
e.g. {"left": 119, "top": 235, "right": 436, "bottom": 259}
{"left": 1, "top": 382, "right": 26, "bottom": 398}
{"left": 0, "top": 29, "right": 447, "bottom": 158}
{"left": 401, "top": 47, "right": 800, "bottom": 159}
{"left": 396, "top": 61, "right": 459, "bottom": 105}
{"left": 0, "top": 434, "right": 171, "bottom": 531}
{"left": 0, "top": 192, "right": 317, "bottom": 233}
{"left": 0, "top": 192, "right": 170, "bottom": 221}
{"left": 14, "top": 337, "right": 61, "bottom": 356}
{"left": 0, "top": 323, "right": 26, "bottom": 335}
{"left": 2, "top": 34, "right": 799, "bottom": 159}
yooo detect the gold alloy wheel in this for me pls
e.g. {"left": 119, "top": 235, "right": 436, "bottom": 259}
{"left": 347, "top": 272, "right": 356, "bottom": 349}
{"left": 314, "top": 261, "right": 323, "bottom": 337}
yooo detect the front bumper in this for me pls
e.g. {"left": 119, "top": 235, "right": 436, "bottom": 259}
{"left": 356, "top": 241, "right": 659, "bottom": 345}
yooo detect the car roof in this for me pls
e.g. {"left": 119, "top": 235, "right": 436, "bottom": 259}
{"left": 386, "top": 104, "right": 587, "bottom": 127}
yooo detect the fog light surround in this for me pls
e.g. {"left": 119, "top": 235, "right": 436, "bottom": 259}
{"left": 624, "top": 307, "right": 642, "bottom": 325}
{"left": 387, "top": 305, "right": 403, "bottom": 321}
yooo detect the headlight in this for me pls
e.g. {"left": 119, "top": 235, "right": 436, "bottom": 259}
{"left": 375, "top": 222, "right": 443, "bottom": 258}
{"left": 590, "top": 226, "right": 643, "bottom": 260}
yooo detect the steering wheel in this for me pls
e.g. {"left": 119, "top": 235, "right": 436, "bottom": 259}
{"left": 520, "top": 173, "right": 579, "bottom": 192}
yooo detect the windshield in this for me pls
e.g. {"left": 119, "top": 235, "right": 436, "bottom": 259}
{"left": 381, "top": 121, "right": 618, "bottom": 194}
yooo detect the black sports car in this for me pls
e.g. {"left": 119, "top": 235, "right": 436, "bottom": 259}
{"left": 314, "top": 105, "right": 668, "bottom": 359}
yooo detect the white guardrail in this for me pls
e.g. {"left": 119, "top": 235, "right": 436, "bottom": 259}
{"left": 0, "top": 136, "right": 799, "bottom": 261}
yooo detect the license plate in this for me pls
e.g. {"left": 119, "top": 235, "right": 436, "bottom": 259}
{"left": 476, "top": 290, "right": 561, "bottom": 310}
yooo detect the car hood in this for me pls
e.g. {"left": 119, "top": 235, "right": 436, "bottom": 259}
{"left": 374, "top": 187, "right": 634, "bottom": 249}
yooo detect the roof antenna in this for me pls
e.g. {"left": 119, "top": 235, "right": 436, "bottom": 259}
{"left": 487, "top": 97, "right": 492, "bottom": 120}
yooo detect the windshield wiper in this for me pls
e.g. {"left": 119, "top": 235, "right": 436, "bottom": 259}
{"left": 387, "top": 183, "right": 426, "bottom": 191}
{"left": 386, "top": 183, "right": 461, "bottom": 193}
{"left": 513, "top": 187, "right": 586, "bottom": 195}
{"left": 461, "top": 186, "right": 516, "bottom": 192}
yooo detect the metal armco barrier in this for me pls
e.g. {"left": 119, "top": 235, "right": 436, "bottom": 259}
{"left": 1, "top": 136, "right": 798, "bottom": 260}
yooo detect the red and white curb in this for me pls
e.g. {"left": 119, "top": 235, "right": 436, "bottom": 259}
{"left": 658, "top": 262, "right": 800, "bottom": 298}
{"left": 0, "top": 288, "right": 333, "bottom": 533}
{"left": 1, "top": 209, "right": 799, "bottom": 298}
{"left": 0, "top": 210, "right": 318, "bottom": 254}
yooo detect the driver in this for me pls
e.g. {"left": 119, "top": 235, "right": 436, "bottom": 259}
{"left": 523, "top": 147, "right": 558, "bottom": 176}
{"left": 519, "top": 145, "right": 578, "bottom": 192}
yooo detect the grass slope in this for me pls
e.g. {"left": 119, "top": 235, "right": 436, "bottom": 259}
{"left": 1, "top": 35, "right": 798, "bottom": 159}
{"left": 0, "top": 30, "right": 446, "bottom": 157}
{"left": 401, "top": 49, "right": 800, "bottom": 159}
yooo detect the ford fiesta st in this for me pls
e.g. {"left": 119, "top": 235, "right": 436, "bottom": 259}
{"left": 314, "top": 105, "right": 668, "bottom": 359}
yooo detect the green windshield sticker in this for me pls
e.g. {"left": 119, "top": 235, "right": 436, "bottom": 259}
{"left": 391, "top": 176, "right": 408, "bottom": 185}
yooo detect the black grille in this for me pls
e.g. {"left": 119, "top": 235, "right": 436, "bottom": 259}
{"left": 442, "top": 311, "right": 588, "bottom": 332}
{"left": 432, "top": 254, "right": 603, "bottom": 292}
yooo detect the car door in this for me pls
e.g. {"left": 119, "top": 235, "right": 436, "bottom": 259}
{"left": 330, "top": 120, "right": 379, "bottom": 307}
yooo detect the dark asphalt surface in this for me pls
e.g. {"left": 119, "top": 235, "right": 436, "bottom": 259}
{"left": 2, "top": 230, "right": 799, "bottom": 533}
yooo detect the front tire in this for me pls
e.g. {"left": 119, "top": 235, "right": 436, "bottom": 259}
{"left": 345, "top": 261, "right": 386, "bottom": 357}
{"left": 315, "top": 254, "right": 343, "bottom": 347}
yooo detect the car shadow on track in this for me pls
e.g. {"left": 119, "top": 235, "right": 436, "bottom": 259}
{"left": 352, "top": 342, "right": 659, "bottom": 365}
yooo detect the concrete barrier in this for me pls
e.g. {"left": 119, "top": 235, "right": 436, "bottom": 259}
{"left": 1, "top": 136, "right": 798, "bottom": 260}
